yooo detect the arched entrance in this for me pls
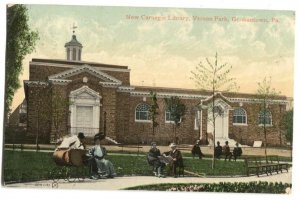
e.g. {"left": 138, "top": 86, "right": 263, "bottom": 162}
{"left": 206, "top": 99, "right": 230, "bottom": 143}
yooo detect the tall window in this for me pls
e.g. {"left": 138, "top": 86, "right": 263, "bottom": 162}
{"left": 233, "top": 108, "right": 247, "bottom": 124}
{"left": 135, "top": 103, "right": 150, "bottom": 121}
{"left": 67, "top": 48, "right": 70, "bottom": 60}
{"left": 165, "top": 110, "right": 182, "bottom": 123}
{"left": 73, "top": 48, "right": 77, "bottom": 60}
{"left": 78, "top": 49, "right": 81, "bottom": 61}
{"left": 258, "top": 110, "right": 272, "bottom": 125}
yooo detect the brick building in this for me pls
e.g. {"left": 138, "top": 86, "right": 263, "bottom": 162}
{"left": 23, "top": 33, "right": 289, "bottom": 146}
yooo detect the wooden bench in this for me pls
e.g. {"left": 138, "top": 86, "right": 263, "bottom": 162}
{"left": 244, "top": 155, "right": 289, "bottom": 177}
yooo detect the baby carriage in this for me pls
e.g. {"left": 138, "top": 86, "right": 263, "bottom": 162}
{"left": 50, "top": 149, "right": 89, "bottom": 182}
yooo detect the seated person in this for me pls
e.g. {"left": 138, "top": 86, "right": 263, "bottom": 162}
{"left": 223, "top": 141, "right": 233, "bottom": 161}
{"left": 147, "top": 142, "right": 165, "bottom": 177}
{"left": 214, "top": 141, "right": 223, "bottom": 159}
{"left": 56, "top": 132, "right": 86, "bottom": 150}
{"left": 191, "top": 140, "right": 204, "bottom": 159}
{"left": 233, "top": 143, "right": 243, "bottom": 161}
{"left": 87, "top": 133, "right": 116, "bottom": 179}
{"left": 164, "top": 143, "right": 184, "bottom": 177}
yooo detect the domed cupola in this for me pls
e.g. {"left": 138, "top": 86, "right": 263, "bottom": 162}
{"left": 65, "top": 25, "right": 83, "bottom": 61}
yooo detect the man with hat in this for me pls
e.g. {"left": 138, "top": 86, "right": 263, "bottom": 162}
{"left": 87, "top": 132, "right": 116, "bottom": 179}
{"left": 164, "top": 143, "right": 184, "bottom": 177}
{"left": 191, "top": 140, "right": 204, "bottom": 159}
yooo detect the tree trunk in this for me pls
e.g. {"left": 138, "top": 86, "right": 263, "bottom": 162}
{"left": 212, "top": 97, "right": 216, "bottom": 169}
{"left": 35, "top": 109, "right": 40, "bottom": 152}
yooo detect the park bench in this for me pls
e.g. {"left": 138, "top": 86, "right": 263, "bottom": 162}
{"left": 244, "top": 155, "right": 290, "bottom": 177}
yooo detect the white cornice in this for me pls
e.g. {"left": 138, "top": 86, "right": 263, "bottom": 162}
{"left": 30, "top": 61, "right": 131, "bottom": 72}
{"left": 129, "top": 90, "right": 288, "bottom": 104}
{"left": 130, "top": 91, "right": 207, "bottom": 99}
{"left": 99, "top": 81, "right": 121, "bottom": 88}
{"left": 227, "top": 97, "right": 288, "bottom": 104}
{"left": 24, "top": 81, "right": 49, "bottom": 86}
{"left": 69, "top": 85, "right": 101, "bottom": 99}
{"left": 49, "top": 79, "right": 72, "bottom": 85}
{"left": 48, "top": 64, "right": 122, "bottom": 85}
{"left": 117, "top": 86, "right": 135, "bottom": 92}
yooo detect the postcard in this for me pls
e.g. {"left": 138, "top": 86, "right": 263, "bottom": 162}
{"left": 2, "top": 3, "right": 294, "bottom": 195}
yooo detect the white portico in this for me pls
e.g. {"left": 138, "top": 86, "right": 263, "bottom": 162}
{"left": 205, "top": 97, "right": 237, "bottom": 146}
{"left": 69, "top": 86, "right": 102, "bottom": 136}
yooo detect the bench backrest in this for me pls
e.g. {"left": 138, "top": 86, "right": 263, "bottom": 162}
{"left": 244, "top": 155, "right": 279, "bottom": 167}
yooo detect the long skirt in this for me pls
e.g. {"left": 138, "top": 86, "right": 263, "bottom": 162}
{"left": 94, "top": 158, "right": 116, "bottom": 177}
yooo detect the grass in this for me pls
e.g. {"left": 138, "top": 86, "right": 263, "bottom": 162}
{"left": 3, "top": 150, "right": 252, "bottom": 182}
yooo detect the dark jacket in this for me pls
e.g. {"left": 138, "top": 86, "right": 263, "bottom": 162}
{"left": 147, "top": 148, "right": 161, "bottom": 165}
{"left": 215, "top": 145, "right": 223, "bottom": 157}
{"left": 191, "top": 144, "right": 203, "bottom": 156}
{"left": 165, "top": 149, "right": 183, "bottom": 167}
{"left": 233, "top": 147, "right": 242, "bottom": 156}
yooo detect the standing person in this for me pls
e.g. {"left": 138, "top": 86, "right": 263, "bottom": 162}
{"left": 214, "top": 141, "right": 223, "bottom": 159}
{"left": 223, "top": 141, "right": 233, "bottom": 161}
{"left": 87, "top": 133, "right": 116, "bottom": 179}
{"left": 147, "top": 142, "right": 165, "bottom": 177}
{"left": 233, "top": 143, "right": 243, "bottom": 161}
{"left": 191, "top": 140, "right": 204, "bottom": 159}
{"left": 164, "top": 143, "right": 183, "bottom": 177}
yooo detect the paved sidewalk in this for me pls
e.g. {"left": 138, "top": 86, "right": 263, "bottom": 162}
{"left": 6, "top": 169, "right": 292, "bottom": 190}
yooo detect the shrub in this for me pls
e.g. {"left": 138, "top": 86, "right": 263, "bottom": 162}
{"left": 125, "top": 182, "right": 292, "bottom": 194}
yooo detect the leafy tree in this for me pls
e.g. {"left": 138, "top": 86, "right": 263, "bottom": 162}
{"left": 190, "top": 52, "right": 238, "bottom": 169}
{"left": 281, "top": 109, "right": 293, "bottom": 144}
{"left": 149, "top": 91, "right": 159, "bottom": 140}
{"left": 50, "top": 86, "right": 71, "bottom": 146}
{"left": 5, "top": 5, "right": 39, "bottom": 121}
{"left": 164, "top": 96, "right": 186, "bottom": 144}
{"left": 256, "top": 77, "right": 280, "bottom": 157}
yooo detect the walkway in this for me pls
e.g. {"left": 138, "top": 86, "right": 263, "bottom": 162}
{"left": 6, "top": 169, "right": 292, "bottom": 190}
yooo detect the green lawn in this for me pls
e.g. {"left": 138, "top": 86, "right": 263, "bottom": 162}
{"left": 3, "top": 150, "right": 247, "bottom": 182}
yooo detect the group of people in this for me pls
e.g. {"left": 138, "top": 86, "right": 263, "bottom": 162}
{"left": 55, "top": 132, "right": 116, "bottom": 179}
{"left": 147, "top": 142, "right": 184, "bottom": 178}
{"left": 215, "top": 141, "right": 243, "bottom": 161}
{"left": 56, "top": 133, "right": 243, "bottom": 179}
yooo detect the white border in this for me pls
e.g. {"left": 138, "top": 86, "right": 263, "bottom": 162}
{"left": 0, "top": 1, "right": 299, "bottom": 201}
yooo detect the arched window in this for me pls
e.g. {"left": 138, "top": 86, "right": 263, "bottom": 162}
{"left": 233, "top": 108, "right": 247, "bottom": 124}
{"left": 258, "top": 110, "right": 272, "bottom": 125}
{"left": 135, "top": 103, "right": 150, "bottom": 121}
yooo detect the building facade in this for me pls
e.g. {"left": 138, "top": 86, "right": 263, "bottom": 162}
{"left": 23, "top": 33, "right": 288, "bottom": 146}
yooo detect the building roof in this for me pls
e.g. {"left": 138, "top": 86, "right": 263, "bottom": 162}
{"left": 64, "top": 35, "right": 83, "bottom": 48}
{"left": 31, "top": 58, "right": 129, "bottom": 70}
{"left": 131, "top": 85, "right": 287, "bottom": 100}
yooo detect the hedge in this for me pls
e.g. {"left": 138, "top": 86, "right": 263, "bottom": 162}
{"left": 125, "top": 181, "right": 292, "bottom": 194}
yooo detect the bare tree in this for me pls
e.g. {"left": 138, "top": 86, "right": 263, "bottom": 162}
{"left": 256, "top": 77, "right": 280, "bottom": 158}
{"left": 190, "top": 52, "right": 238, "bottom": 169}
{"left": 164, "top": 96, "right": 186, "bottom": 144}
